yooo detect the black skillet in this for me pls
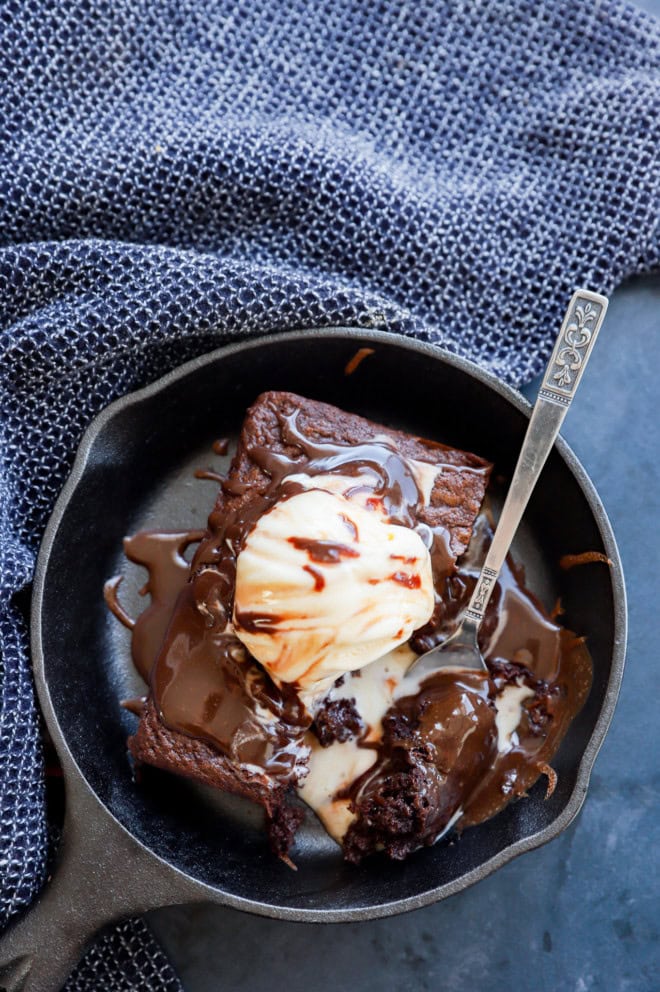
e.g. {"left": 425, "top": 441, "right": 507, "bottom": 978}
{"left": 0, "top": 330, "right": 627, "bottom": 992}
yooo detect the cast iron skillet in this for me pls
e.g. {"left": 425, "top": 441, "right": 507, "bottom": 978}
{"left": 0, "top": 330, "right": 626, "bottom": 992}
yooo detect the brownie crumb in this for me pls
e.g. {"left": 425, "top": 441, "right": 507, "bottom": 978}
{"left": 488, "top": 658, "right": 533, "bottom": 685}
{"left": 525, "top": 693, "right": 556, "bottom": 735}
{"left": 489, "top": 658, "right": 552, "bottom": 695}
{"left": 267, "top": 801, "right": 305, "bottom": 862}
{"left": 313, "top": 698, "right": 365, "bottom": 747}
{"left": 382, "top": 709, "right": 417, "bottom": 741}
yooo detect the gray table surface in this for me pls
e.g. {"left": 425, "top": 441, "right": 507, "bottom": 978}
{"left": 148, "top": 273, "right": 659, "bottom": 992}
{"left": 148, "top": 3, "right": 660, "bottom": 983}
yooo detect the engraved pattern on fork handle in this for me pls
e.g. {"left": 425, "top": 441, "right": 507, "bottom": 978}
{"left": 464, "top": 567, "right": 498, "bottom": 623}
{"left": 539, "top": 291, "right": 607, "bottom": 406}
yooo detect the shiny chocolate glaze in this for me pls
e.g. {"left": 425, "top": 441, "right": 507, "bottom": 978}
{"left": 287, "top": 536, "right": 360, "bottom": 563}
{"left": 151, "top": 581, "right": 309, "bottom": 779}
{"left": 193, "top": 468, "right": 226, "bottom": 484}
{"left": 341, "top": 670, "right": 497, "bottom": 863}
{"left": 104, "top": 530, "right": 205, "bottom": 681}
{"left": 108, "top": 401, "right": 591, "bottom": 864}
{"left": 143, "top": 407, "right": 475, "bottom": 783}
{"left": 212, "top": 438, "right": 230, "bottom": 456}
{"left": 559, "top": 550, "right": 612, "bottom": 570}
{"left": 341, "top": 517, "right": 592, "bottom": 861}
{"left": 344, "top": 347, "right": 375, "bottom": 376}
{"left": 108, "top": 530, "right": 310, "bottom": 783}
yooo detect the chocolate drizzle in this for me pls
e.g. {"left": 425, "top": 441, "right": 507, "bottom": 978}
{"left": 303, "top": 564, "right": 325, "bottom": 591}
{"left": 124, "top": 402, "right": 472, "bottom": 794}
{"left": 340, "top": 515, "right": 593, "bottom": 862}
{"left": 253, "top": 410, "right": 431, "bottom": 528}
{"left": 194, "top": 468, "right": 226, "bottom": 484}
{"left": 390, "top": 571, "right": 422, "bottom": 589}
{"left": 104, "top": 576, "right": 135, "bottom": 631}
{"left": 152, "top": 583, "right": 309, "bottom": 778}
{"left": 212, "top": 438, "right": 230, "bottom": 456}
{"left": 559, "top": 550, "right": 612, "bottom": 570}
{"left": 105, "top": 530, "right": 205, "bottom": 681}
{"left": 342, "top": 670, "right": 497, "bottom": 862}
{"left": 288, "top": 536, "right": 360, "bottom": 563}
{"left": 231, "top": 610, "right": 285, "bottom": 634}
{"left": 411, "top": 517, "right": 562, "bottom": 679}
{"left": 461, "top": 627, "right": 591, "bottom": 828}
{"left": 106, "top": 530, "right": 309, "bottom": 782}
{"left": 108, "top": 392, "right": 592, "bottom": 866}
{"left": 344, "top": 347, "right": 375, "bottom": 376}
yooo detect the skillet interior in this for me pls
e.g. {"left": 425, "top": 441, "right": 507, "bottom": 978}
{"left": 37, "top": 330, "right": 623, "bottom": 918}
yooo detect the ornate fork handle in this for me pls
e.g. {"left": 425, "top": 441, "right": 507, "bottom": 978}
{"left": 464, "top": 289, "right": 608, "bottom": 625}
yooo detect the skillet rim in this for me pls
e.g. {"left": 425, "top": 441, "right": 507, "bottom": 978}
{"left": 30, "top": 326, "right": 627, "bottom": 922}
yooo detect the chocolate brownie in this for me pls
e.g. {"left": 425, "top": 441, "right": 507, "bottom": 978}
{"left": 195, "top": 391, "right": 493, "bottom": 571}
{"left": 126, "top": 392, "right": 493, "bottom": 858}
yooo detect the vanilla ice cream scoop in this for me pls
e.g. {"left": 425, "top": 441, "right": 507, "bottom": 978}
{"left": 233, "top": 489, "right": 434, "bottom": 688}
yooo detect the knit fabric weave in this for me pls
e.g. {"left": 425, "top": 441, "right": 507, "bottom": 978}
{"left": 1, "top": 1, "right": 658, "bottom": 987}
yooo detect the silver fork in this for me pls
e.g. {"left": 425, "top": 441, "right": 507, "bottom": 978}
{"left": 407, "top": 289, "right": 609, "bottom": 678}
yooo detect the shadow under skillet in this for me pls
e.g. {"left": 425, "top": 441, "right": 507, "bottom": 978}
{"left": 147, "top": 272, "right": 660, "bottom": 992}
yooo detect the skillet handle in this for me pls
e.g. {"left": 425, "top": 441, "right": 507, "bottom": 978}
{"left": 0, "top": 786, "right": 193, "bottom": 992}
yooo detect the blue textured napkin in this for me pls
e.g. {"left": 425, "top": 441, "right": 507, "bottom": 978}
{"left": 1, "top": 1, "right": 658, "bottom": 987}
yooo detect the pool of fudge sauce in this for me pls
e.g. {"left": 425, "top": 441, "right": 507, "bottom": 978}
{"left": 300, "top": 515, "right": 592, "bottom": 855}
{"left": 106, "top": 531, "right": 311, "bottom": 783}
{"left": 105, "top": 530, "right": 206, "bottom": 682}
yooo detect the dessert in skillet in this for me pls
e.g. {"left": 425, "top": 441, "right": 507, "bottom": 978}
{"left": 106, "top": 392, "right": 592, "bottom": 863}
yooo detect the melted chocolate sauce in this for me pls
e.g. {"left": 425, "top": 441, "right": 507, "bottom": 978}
{"left": 232, "top": 610, "right": 285, "bottom": 634}
{"left": 344, "top": 347, "right": 375, "bottom": 376}
{"left": 105, "top": 531, "right": 205, "bottom": 681}
{"left": 341, "top": 515, "right": 593, "bottom": 860}
{"left": 151, "top": 582, "right": 309, "bottom": 778}
{"left": 288, "top": 536, "right": 360, "bottom": 563}
{"left": 339, "top": 513, "right": 359, "bottom": 540}
{"left": 104, "top": 576, "right": 135, "bottom": 630}
{"left": 559, "top": 550, "right": 612, "bottom": 570}
{"left": 390, "top": 571, "right": 422, "bottom": 589}
{"left": 194, "top": 468, "right": 226, "bottom": 484}
{"left": 251, "top": 410, "right": 428, "bottom": 528}
{"left": 122, "top": 410, "right": 465, "bottom": 788}
{"left": 122, "top": 697, "right": 146, "bottom": 716}
{"left": 461, "top": 627, "right": 591, "bottom": 827}
{"left": 342, "top": 671, "right": 497, "bottom": 862}
{"left": 109, "top": 404, "right": 591, "bottom": 862}
{"left": 248, "top": 408, "right": 459, "bottom": 596}
{"left": 304, "top": 564, "right": 325, "bottom": 591}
